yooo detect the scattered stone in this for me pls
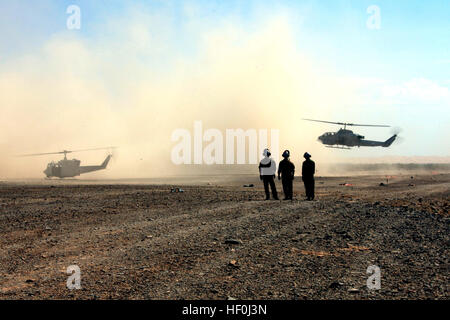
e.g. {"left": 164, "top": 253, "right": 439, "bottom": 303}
{"left": 224, "top": 239, "right": 242, "bottom": 245}
{"left": 228, "top": 260, "right": 239, "bottom": 268}
{"left": 141, "top": 235, "right": 153, "bottom": 241}
{"left": 348, "top": 288, "right": 360, "bottom": 293}
{"left": 329, "top": 281, "right": 344, "bottom": 289}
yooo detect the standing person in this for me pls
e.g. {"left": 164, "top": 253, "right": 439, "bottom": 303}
{"left": 302, "top": 152, "right": 315, "bottom": 200}
{"left": 259, "top": 148, "right": 279, "bottom": 200}
{"left": 278, "top": 150, "right": 295, "bottom": 200}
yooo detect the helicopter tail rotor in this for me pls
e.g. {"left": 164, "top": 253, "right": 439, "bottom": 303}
{"left": 383, "top": 127, "right": 405, "bottom": 147}
{"left": 390, "top": 127, "right": 404, "bottom": 145}
{"left": 110, "top": 147, "right": 119, "bottom": 164}
{"left": 391, "top": 126, "right": 403, "bottom": 136}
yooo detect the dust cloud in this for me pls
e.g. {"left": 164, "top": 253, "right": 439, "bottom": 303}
{"left": 0, "top": 10, "right": 347, "bottom": 179}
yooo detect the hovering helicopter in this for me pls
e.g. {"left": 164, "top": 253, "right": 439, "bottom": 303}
{"left": 18, "top": 147, "right": 116, "bottom": 178}
{"left": 303, "top": 119, "right": 398, "bottom": 149}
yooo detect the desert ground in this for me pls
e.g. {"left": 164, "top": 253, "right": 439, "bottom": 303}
{"left": 0, "top": 173, "right": 448, "bottom": 300}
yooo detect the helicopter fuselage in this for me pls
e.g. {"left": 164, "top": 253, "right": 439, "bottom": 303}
{"left": 318, "top": 129, "right": 396, "bottom": 148}
{"left": 318, "top": 129, "right": 363, "bottom": 147}
{"left": 43, "top": 155, "right": 112, "bottom": 178}
{"left": 44, "top": 159, "right": 81, "bottom": 178}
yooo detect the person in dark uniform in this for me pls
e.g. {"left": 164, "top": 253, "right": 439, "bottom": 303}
{"left": 302, "top": 152, "right": 315, "bottom": 200}
{"left": 278, "top": 150, "right": 295, "bottom": 200}
{"left": 259, "top": 148, "right": 279, "bottom": 200}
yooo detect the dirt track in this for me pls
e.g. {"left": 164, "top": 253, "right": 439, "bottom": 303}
{"left": 0, "top": 174, "right": 448, "bottom": 299}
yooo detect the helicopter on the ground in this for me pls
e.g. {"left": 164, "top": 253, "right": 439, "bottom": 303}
{"left": 303, "top": 119, "right": 398, "bottom": 149}
{"left": 18, "top": 147, "right": 115, "bottom": 178}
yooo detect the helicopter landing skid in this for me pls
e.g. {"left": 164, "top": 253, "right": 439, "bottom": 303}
{"left": 326, "top": 146, "right": 352, "bottom": 150}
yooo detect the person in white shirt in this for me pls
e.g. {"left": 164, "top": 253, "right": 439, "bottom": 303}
{"left": 258, "top": 148, "right": 279, "bottom": 200}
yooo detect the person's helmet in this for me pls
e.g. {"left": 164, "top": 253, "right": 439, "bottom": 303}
{"left": 263, "top": 148, "right": 271, "bottom": 157}
{"left": 304, "top": 152, "right": 311, "bottom": 159}
{"left": 282, "top": 150, "right": 290, "bottom": 158}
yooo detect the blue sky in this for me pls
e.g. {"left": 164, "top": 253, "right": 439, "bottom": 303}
{"left": 1, "top": 0, "right": 449, "bottom": 161}
{"left": 2, "top": 0, "right": 449, "bottom": 80}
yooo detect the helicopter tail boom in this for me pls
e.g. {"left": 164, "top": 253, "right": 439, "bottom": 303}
{"left": 79, "top": 155, "right": 112, "bottom": 174}
{"left": 356, "top": 134, "right": 397, "bottom": 147}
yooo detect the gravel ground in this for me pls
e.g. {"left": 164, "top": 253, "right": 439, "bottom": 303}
{"left": 0, "top": 174, "right": 448, "bottom": 300}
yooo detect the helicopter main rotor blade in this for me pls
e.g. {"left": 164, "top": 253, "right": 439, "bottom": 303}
{"left": 69, "top": 146, "right": 117, "bottom": 153}
{"left": 303, "top": 119, "right": 347, "bottom": 126}
{"left": 302, "top": 119, "right": 390, "bottom": 128}
{"left": 16, "top": 146, "right": 117, "bottom": 157}
{"left": 348, "top": 123, "right": 390, "bottom": 127}
{"left": 16, "top": 151, "right": 69, "bottom": 157}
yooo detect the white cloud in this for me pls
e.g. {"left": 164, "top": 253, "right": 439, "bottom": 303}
{"left": 342, "top": 77, "right": 450, "bottom": 107}
{"left": 381, "top": 78, "right": 449, "bottom": 102}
